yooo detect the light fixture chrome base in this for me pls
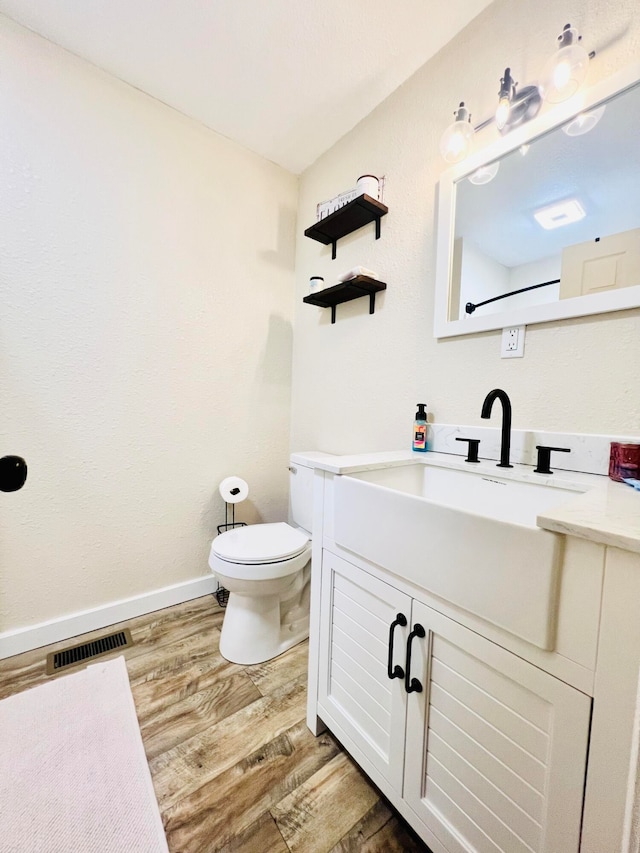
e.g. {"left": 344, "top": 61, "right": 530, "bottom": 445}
{"left": 499, "top": 85, "right": 542, "bottom": 134}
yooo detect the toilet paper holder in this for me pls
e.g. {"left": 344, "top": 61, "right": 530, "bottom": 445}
{"left": 217, "top": 475, "right": 249, "bottom": 535}
{"left": 215, "top": 476, "right": 249, "bottom": 608}
{"left": 217, "top": 501, "right": 247, "bottom": 536}
{"left": 215, "top": 503, "right": 247, "bottom": 609}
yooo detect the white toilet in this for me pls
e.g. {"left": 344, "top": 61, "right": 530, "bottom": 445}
{"left": 208, "top": 460, "right": 313, "bottom": 665}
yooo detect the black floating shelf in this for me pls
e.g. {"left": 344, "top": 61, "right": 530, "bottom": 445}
{"left": 303, "top": 275, "right": 386, "bottom": 324}
{"left": 304, "top": 194, "right": 389, "bottom": 259}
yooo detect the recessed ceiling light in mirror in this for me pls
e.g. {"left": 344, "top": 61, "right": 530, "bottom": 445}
{"left": 468, "top": 161, "right": 500, "bottom": 185}
{"left": 534, "top": 199, "right": 586, "bottom": 230}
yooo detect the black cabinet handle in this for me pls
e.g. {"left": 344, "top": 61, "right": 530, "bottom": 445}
{"left": 387, "top": 613, "right": 407, "bottom": 680}
{"left": 405, "top": 623, "right": 426, "bottom": 693}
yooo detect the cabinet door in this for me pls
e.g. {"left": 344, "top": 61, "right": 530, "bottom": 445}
{"left": 404, "top": 601, "right": 591, "bottom": 853}
{"left": 317, "top": 552, "right": 411, "bottom": 793}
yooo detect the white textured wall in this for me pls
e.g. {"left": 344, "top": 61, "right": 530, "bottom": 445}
{"left": 0, "top": 17, "right": 297, "bottom": 632}
{"left": 291, "top": 0, "right": 640, "bottom": 455}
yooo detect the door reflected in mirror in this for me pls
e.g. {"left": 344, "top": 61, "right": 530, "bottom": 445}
{"left": 434, "top": 64, "right": 640, "bottom": 338}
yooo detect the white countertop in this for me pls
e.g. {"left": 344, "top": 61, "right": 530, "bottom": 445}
{"left": 537, "top": 479, "right": 640, "bottom": 554}
{"left": 291, "top": 449, "right": 640, "bottom": 554}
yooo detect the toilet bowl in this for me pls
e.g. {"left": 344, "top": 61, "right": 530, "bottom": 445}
{"left": 209, "top": 521, "right": 312, "bottom": 665}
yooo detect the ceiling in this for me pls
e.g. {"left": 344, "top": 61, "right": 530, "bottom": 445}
{"left": 0, "top": 0, "right": 494, "bottom": 173}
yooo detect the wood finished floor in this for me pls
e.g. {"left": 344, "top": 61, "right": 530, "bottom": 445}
{"left": 0, "top": 595, "right": 431, "bottom": 853}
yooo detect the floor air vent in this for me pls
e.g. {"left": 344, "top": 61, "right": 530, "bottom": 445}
{"left": 46, "top": 629, "right": 133, "bottom": 675}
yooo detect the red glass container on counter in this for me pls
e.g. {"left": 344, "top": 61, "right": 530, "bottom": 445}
{"left": 609, "top": 442, "right": 640, "bottom": 482}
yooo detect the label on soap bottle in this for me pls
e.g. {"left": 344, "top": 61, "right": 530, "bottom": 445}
{"left": 413, "top": 424, "right": 427, "bottom": 451}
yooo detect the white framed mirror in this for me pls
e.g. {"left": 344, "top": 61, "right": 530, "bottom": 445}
{"left": 434, "top": 62, "right": 640, "bottom": 338}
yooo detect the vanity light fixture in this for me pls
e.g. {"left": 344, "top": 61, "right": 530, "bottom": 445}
{"left": 495, "top": 67, "right": 542, "bottom": 134}
{"left": 540, "top": 24, "right": 593, "bottom": 104}
{"left": 533, "top": 198, "right": 586, "bottom": 230}
{"left": 439, "top": 24, "right": 595, "bottom": 164}
{"left": 439, "top": 102, "right": 475, "bottom": 163}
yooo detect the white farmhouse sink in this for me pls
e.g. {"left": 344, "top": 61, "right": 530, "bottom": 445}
{"left": 332, "top": 462, "right": 582, "bottom": 650}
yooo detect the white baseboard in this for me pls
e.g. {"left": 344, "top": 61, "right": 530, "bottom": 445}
{"left": 0, "top": 575, "right": 218, "bottom": 660}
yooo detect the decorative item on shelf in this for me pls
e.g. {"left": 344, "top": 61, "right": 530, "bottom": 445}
{"left": 316, "top": 187, "right": 360, "bottom": 221}
{"left": 540, "top": 23, "right": 593, "bottom": 104}
{"left": 338, "top": 266, "right": 378, "bottom": 282}
{"left": 356, "top": 174, "right": 380, "bottom": 200}
{"left": 309, "top": 275, "right": 325, "bottom": 293}
{"left": 439, "top": 102, "right": 475, "bottom": 163}
{"left": 316, "top": 174, "right": 382, "bottom": 220}
{"left": 302, "top": 275, "right": 386, "bottom": 324}
{"left": 439, "top": 22, "right": 595, "bottom": 161}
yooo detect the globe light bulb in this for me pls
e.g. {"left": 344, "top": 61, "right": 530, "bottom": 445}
{"left": 553, "top": 58, "right": 573, "bottom": 91}
{"left": 495, "top": 96, "right": 511, "bottom": 131}
{"left": 439, "top": 103, "right": 474, "bottom": 164}
{"left": 540, "top": 25, "right": 590, "bottom": 104}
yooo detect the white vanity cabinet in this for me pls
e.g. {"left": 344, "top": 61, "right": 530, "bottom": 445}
{"left": 317, "top": 550, "right": 591, "bottom": 853}
{"left": 317, "top": 551, "right": 410, "bottom": 793}
{"left": 405, "top": 600, "right": 590, "bottom": 853}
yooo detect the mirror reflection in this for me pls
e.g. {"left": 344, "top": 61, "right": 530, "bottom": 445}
{"left": 450, "top": 80, "right": 640, "bottom": 322}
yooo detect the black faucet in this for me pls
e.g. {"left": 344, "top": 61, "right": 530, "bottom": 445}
{"left": 481, "top": 389, "right": 513, "bottom": 468}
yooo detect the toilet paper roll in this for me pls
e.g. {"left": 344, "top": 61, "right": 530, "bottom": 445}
{"left": 219, "top": 476, "right": 249, "bottom": 504}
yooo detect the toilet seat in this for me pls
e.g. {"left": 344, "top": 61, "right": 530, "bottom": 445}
{"left": 211, "top": 522, "right": 309, "bottom": 565}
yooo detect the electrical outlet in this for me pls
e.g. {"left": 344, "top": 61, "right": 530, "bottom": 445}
{"left": 501, "top": 325, "right": 526, "bottom": 358}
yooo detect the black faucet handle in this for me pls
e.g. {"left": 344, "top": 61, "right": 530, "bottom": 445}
{"left": 534, "top": 445, "right": 571, "bottom": 475}
{"left": 455, "top": 437, "right": 481, "bottom": 463}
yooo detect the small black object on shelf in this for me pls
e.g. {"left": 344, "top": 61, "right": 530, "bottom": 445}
{"left": 303, "top": 275, "right": 386, "bottom": 324}
{"left": 304, "top": 194, "right": 388, "bottom": 260}
{"left": 455, "top": 437, "right": 481, "bottom": 463}
{"left": 534, "top": 445, "right": 571, "bottom": 475}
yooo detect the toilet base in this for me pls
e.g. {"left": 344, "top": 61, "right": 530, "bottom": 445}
{"left": 219, "top": 589, "right": 310, "bottom": 665}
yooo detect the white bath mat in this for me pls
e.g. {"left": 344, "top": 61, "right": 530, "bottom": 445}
{"left": 0, "top": 655, "right": 168, "bottom": 853}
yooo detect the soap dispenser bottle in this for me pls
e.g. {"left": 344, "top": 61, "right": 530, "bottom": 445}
{"left": 412, "top": 403, "right": 429, "bottom": 452}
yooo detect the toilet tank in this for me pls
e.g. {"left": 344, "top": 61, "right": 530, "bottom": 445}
{"left": 288, "top": 461, "right": 314, "bottom": 535}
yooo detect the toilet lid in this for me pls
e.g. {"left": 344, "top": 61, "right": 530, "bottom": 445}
{"left": 211, "top": 522, "right": 310, "bottom": 564}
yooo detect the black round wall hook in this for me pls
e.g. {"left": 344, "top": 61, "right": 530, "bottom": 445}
{"left": 0, "top": 456, "right": 28, "bottom": 492}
